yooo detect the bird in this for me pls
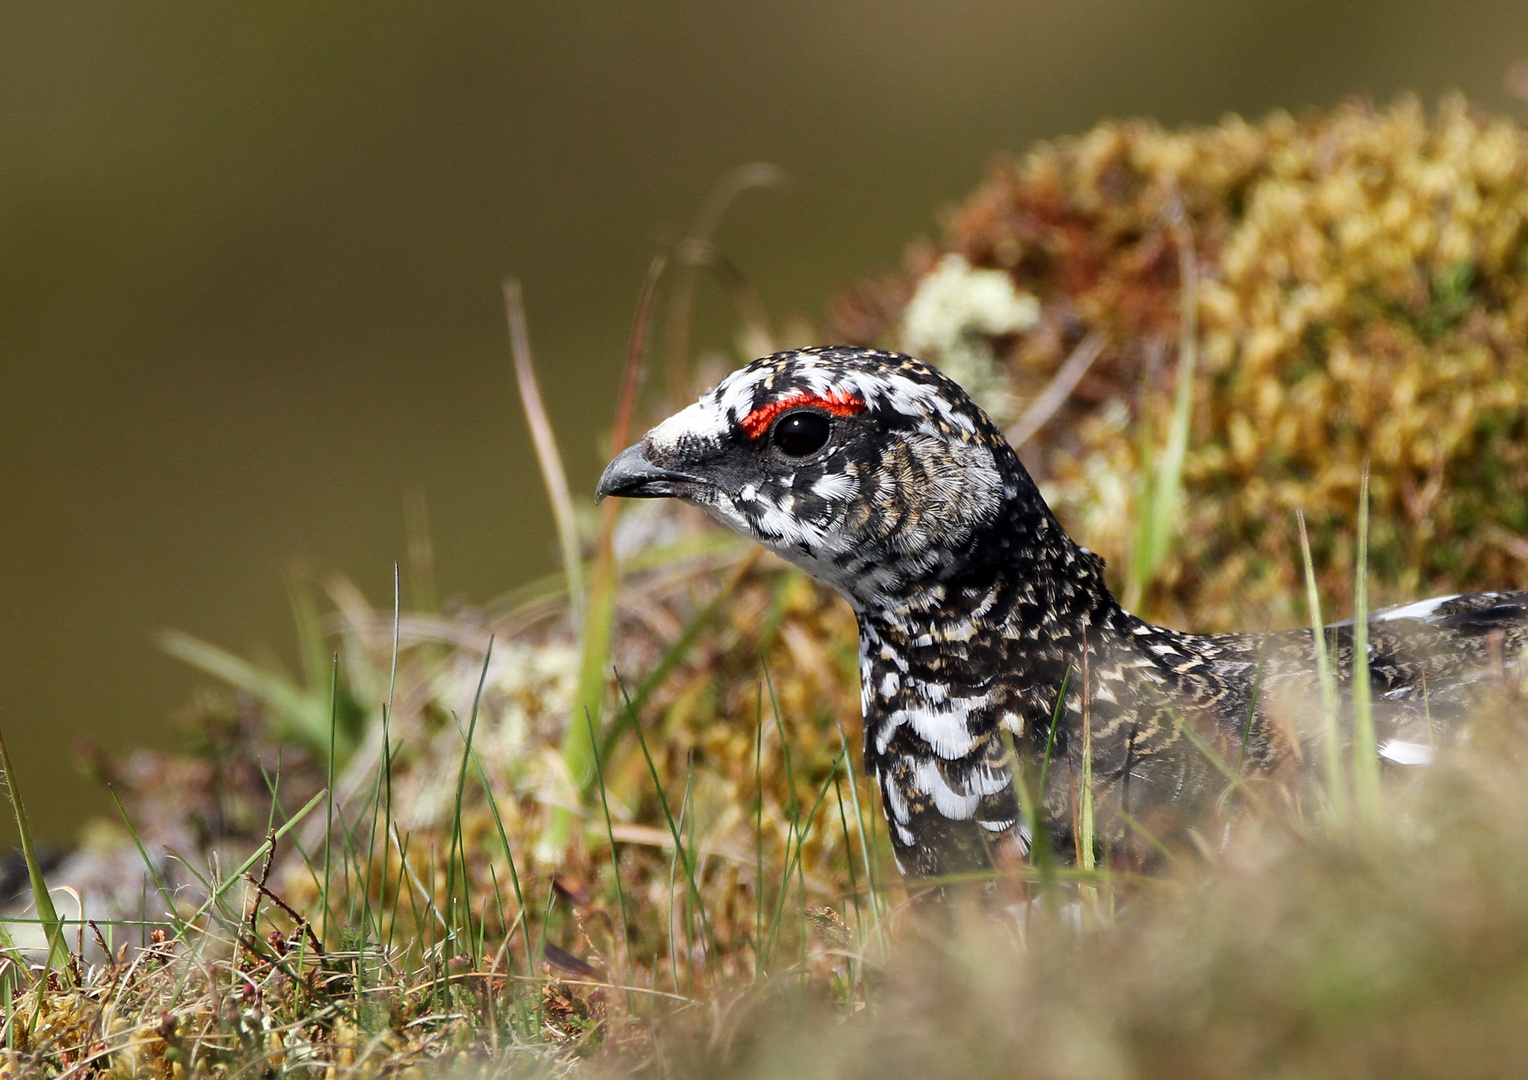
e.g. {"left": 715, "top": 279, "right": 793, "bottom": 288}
{"left": 597, "top": 346, "right": 1528, "bottom": 879}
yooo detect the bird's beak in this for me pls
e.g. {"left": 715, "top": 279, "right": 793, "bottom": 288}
{"left": 595, "top": 443, "right": 706, "bottom": 502}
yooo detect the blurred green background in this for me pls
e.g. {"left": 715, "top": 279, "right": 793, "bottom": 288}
{"left": 1, "top": 0, "right": 1524, "bottom": 843}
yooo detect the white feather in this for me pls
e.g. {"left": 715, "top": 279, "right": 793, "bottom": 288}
{"left": 1373, "top": 595, "right": 1459, "bottom": 622}
{"left": 1378, "top": 739, "right": 1435, "bottom": 766}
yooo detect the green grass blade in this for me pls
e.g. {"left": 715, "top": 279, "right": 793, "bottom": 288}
{"left": 1038, "top": 665, "right": 1071, "bottom": 797}
{"left": 322, "top": 653, "right": 338, "bottom": 948}
{"left": 1297, "top": 510, "right": 1347, "bottom": 822}
{"left": 1166, "top": 692, "right": 1257, "bottom": 803}
{"left": 1004, "top": 669, "right": 1068, "bottom": 903}
{"left": 766, "top": 751, "right": 845, "bottom": 966}
{"left": 1079, "top": 690, "right": 1096, "bottom": 876}
{"left": 0, "top": 725, "right": 67, "bottom": 967}
{"left": 384, "top": 560, "right": 401, "bottom": 834}
{"left": 108, "top": 787, "right": 186, "bottom": 938}
{"left": 446, "top": 637, "right": 493, "bottom": 967}
{"left": 1125, "top": 201, "right": 1198, "bottom": 610}
{"left": 620, "top": 675, "right": 717, "bottom": 969}
{"left": 598, "top": 553, "right": 758, "bottom": 763}
{"left": 541, "top": 253, "right": 668, "bottom": 864}
{"left": 539, "top": 489, "right": 614, "bottom": 862}
{"left": 755, "top": 689, "right": 765, "bottom": 961}
{"left": 1351, "top": 467, "right": 1382, "bottom": 829}
{"left": 999, "top": 725, "right": 1049, "bottom": 886}
{"left": 833, "top": 778, "right": 863, "bottom": 943}
{"left": 834, "top": 719, "right": 883, "bottom": 939}
{"left": 763, "top": 662, "right": 800, "bottom": 820}
{"left": 461, "top": 729, "right": 529, "bottom": 976}
{"left": 362, "top": 563, "right": 403, "bottom": 974}
{"left": 683, "top": 758, "right": 700, "bottom": 986}
{"left": 585, "top": 707, "right": 631, "bottom": 985}
{"left": 665, "top": 774, "right": 689, "bottom": 993}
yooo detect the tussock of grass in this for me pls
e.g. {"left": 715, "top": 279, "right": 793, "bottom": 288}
{"left": 4, "top": 94, "right": 1528, "bottom": 1077}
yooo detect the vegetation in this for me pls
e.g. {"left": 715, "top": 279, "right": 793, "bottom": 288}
{"left": 3, "top": 94, "right": 1528, "bottom": 1077}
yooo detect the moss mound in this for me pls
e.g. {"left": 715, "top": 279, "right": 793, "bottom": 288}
{"left": 832, "top": 93, "right": 1528, "bottom": 629}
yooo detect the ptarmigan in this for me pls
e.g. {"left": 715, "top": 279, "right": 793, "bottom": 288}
{"left": 597, "top": 347, "right": 1528, "bottom": 878}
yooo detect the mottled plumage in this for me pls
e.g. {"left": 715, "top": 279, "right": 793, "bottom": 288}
{"left": 598, "top": 347, "right": 1528, "bottom": 878}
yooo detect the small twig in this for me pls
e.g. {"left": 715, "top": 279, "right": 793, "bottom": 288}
{"left": 1006, "top": 331, "right": 1107, "bottom": 449}
{"left": 86, "top": 920, "right": 111, "bottom": 963}
{"left": 242, "top": 874, "right": 325, "bottom": 958}
{"left": 246, "top": 828, "right": 278, "bottom": 941}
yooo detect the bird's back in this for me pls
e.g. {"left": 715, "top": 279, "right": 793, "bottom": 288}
{"left": 1061, "top": 590, "right": 1528, "bottom": 860}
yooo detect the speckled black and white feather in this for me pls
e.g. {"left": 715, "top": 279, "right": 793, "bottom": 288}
{"left": 598, "top": 347, "right": 1528, "bottom": 878}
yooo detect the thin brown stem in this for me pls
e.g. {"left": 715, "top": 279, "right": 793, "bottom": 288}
{"left": 243, "top": 873, "right": 325, "bottom": 957}
{"left": 663, "top": 164, "right": 787, "bottom": 401}
{"left": 505, "top": 278, "right": 586, "bottom": 628}
{"left": 1007, "top": 331, "right": 1107, "bottom": 449}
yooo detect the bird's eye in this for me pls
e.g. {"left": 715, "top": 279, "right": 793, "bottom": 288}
{"left": 771, "top": 410, "right": 832, "bottom": 457}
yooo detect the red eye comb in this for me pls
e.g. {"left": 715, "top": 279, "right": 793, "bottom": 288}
{"left": 739, "top": 390, "right": 866, "bottom": 441}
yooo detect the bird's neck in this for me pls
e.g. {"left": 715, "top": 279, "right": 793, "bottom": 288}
{"left": 852, "top": 471, "right": 1150, "bottom": 876}
{"left": 861, "top": 475, "right": 1126, "bottom": 667}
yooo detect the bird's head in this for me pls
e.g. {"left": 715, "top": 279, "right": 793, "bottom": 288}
{"left": 597, "top": 347, "right": 1024, "bottom": 611}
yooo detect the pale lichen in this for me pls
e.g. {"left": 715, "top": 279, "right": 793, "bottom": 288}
{"left": 899, "top": 252, "right": 1041, "bottom": 420}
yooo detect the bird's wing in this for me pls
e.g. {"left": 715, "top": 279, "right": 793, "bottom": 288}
{"left": 1325, "top": 590, "right": 1528, "bottom": 753}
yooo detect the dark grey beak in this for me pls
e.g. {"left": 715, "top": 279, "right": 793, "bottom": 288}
{"left": 595, "top": 443, "right": 705, "bottom": 502}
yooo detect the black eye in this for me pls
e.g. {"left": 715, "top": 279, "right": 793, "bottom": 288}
{"left": 771, "top": 410, "right": 832, "bottom": 457}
